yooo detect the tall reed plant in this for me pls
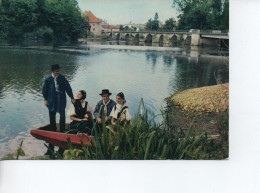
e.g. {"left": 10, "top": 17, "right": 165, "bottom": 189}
{"left": 63, "top": 99, "right": 212, "bottom": 160}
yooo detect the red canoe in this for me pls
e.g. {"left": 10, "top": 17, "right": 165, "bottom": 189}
{"left": 30, "top": 123, "right": 95, "bottom": 149}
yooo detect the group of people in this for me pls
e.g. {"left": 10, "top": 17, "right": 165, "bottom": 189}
{"left": 42, "top": 64, "right": 131, "bottom": 135}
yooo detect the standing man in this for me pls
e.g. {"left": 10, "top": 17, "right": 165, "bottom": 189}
{"left": 93, "top": 89, "right": 116, "bottom": 125}
{"left": 42, "top": 64, "right": 75, "bottom": 133}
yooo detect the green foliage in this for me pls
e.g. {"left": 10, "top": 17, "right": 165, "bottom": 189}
{"left": 121, "top": 25, "right": 136, "bottom": 31}
{"left": 0, "top": 1, "right": 7, "bottom": 38}
{"left": 31, "top": 26, "right": 53, "bottom": 41}
{"left": 154, "top": 12, "right": 158, "bottom": 21}
{"left": 3, "top": 0, "right": 38, "bottom": 40}
{"left": 1, "top": 152, "right": 15, "bottom": 160}
{"left": 173, "top": 0, "right": 229, "bottom": 30}
{"left": 44, "top": 0, "right": 86, "bottom": 41}
{"left": 62, "top": 99, "right": 228, "bottom": 160}
{"left": 130, "top": 26, "right": 137, "bottom": 31}
{"left": 123, "top": 25, "right": 129, "bottom": 31}
{"left": 163, "top": 18, "right": 176, "bottom": 31}
{"left": 146, "top": 18, "right": 159, "bottom": 31}
{"left": 0, "top": 0, "right": 90, "bottom": 41}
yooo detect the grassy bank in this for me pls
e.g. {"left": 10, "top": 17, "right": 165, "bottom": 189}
{"left": 171, "top": 83, "right": 229, "bottom": 113}
{"left": 166, "top": 83, "right": 229, "bottom": 136}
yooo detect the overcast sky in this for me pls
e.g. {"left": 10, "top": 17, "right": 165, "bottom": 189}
{"left": 77, "top": 0, "right": 179, "bottom": 25}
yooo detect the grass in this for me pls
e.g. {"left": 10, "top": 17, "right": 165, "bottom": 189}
{"left": 62, "top": 99, "right": 228, "bottom": 160}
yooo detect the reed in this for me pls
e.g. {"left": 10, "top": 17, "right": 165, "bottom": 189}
{"left": 63, "top": 99, "right": 228, "bottom": 160}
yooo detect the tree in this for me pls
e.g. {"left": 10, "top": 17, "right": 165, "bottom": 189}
{"left": 130, "top": 26, "right": 137, "bottom": 31}
{"left": 173, "top": 0, "right": 229, "bottom": 30}
{"left": 44, "top": 0, "right": 89, "bottom": 41}
{"left": 123, "top": 25, "right": 129, "bottom": 31}
{"left": 0, "top": 0, "right": 6, "bottom": 37}
{"left": 0, "top": 0, "right": 90, "bottom": 41}
{"left": 221, "top": 0, "right": 229, "bottom": 30}
{"left": 4, "top": 0, "right": 38, "bottom": 40}
{"left": 154, "top": 12, "right": 158, "bottom": 20}
{"left": 146, "top": 12, "right": 159, "bottom": 31}
{"left": 151, "top": 20, "right": 159, "bottom": 30}
{"left": 145, "top": 18, "right": 153, "bottom": 30}
{"left": 163, "top": 18, "right": 175, "bottom": 31}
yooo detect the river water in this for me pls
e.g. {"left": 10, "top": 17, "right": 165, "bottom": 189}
{"left": 0, "top": 41, "right": 229, "bottom": 158}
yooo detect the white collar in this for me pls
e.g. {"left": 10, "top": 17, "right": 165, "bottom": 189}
{"left": 52, "top": 73, "right": 59, "bottom": 78}
{"left": 103, "top": 100, "right": 111, "bottom": 105}
{"left": 116, "top": 103, "right": 126, "bottom": 109}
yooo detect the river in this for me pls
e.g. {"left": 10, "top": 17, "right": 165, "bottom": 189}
{"left": 0, "top": 41, "right": 229, "bottom": 158}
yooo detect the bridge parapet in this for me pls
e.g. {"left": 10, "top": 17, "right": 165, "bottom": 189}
{"left": 100, "top": 29, "right": 228, "bottom": 47}
{"left": 119, "top": 31, "right": 192, "bottom": 35}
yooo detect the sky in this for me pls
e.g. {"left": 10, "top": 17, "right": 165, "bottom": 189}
{"left": 77, "top": 0, "right": 179, "bottom": 25}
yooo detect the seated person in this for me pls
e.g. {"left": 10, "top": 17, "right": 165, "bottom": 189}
{"left": 110, "top": 92, "right": 131, "bottom": 126}
{"left": 93, "top": 89, "right": 116, "bottom": 125}
{"left": 65, "top": 90, "right": 93, "bottom": 134}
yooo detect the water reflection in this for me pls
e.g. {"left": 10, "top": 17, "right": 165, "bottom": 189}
{"left": 0, "top": 45, "right": 229, "bottom": 157}
{"left": 163, "top": 55, "right": 174, "bottom": 67}
{"left": 145, "top": 52, "right": 159, "bottom": 66}
{"left": 0, "top": 49, "right": 78, "bottom": 94}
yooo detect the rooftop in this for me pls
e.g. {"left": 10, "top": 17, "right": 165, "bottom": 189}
{"left": 85, "top": 11, "right": 102, "bottom": 23}
{"left": 102, "top": 25, "right": 120, "bottom": 29}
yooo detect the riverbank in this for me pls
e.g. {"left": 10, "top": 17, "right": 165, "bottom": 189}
{"left": 165, "top": 83, "right": 229, "bottom": 136}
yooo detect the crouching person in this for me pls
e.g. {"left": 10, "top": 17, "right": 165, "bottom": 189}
{"left": 110, "top": 92, "right": 131, "bottom": 128}
{"left": 65, "top": 90, "right": 93, "bottom": 135}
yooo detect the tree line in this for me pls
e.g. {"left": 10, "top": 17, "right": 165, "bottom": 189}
{"left": 145, "top": 0, "right": 229, "bottom": 32}
{"left": 0, "top": 0, "right": 90, "bottom": 42}
{"left": 145, "top": 12, "right": 176, "bottom": 32}
{"left": 173, "top": 0, "right": 229, "bottom": 30}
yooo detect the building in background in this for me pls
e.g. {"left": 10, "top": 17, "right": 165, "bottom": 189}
{"left": 85, "top": 11, "right": 120, "bottom": 35}
{"left": 102, "top": 25, "right": 120, "bottom": 33}
{"left": 85, "top": 11, "right": 102, "bottom": 35}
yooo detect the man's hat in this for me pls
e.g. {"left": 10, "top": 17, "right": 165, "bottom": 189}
{"left": 99, "top": 89, "right": 112, "bottom": 96}
{"left": 51, "top": 64, "right": 61, "bottom": 71}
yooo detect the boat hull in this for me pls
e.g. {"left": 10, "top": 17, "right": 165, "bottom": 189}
{"left": 30, "top": 124, "right": 94, "bottom": 149}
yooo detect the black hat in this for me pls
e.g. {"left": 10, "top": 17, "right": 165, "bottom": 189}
{"left": 51, "top": 64, "right": 61, "bottom": 71}
{"left": 99, "top": 89, "right": 112, "bottom": 96}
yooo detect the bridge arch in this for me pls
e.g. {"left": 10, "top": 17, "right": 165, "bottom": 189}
{"left": 145, "top": 34, "right": 152, "bottom": 43}
{"left": 125, "top": 34, "right": 130, "bottom": 41}
{"left": 116, "top": 33, "right": 120, "bottom": 40}
{"left": 184, "top": 36, "right": 191, "bottom": 45}
{"left": 170, "top": 35, "right": 177, "bottom": 44}
{"left": 134, "top": 34, "right": 139, "bottom": 43}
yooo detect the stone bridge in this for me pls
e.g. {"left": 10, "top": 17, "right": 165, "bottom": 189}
{"left": 103, "top": 30, "right": 229, "bottom": 47}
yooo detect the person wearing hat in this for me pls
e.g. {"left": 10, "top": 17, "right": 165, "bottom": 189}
{"left": 110, "top": 92, "right": 131, "bottom": 126}
{"left": 65, "top": 90, "right": 93, "bottom": 134}
{"left": 93, "top": 89, "right": 116, "bottom": 125}
{"left": 42, "top": 64, "right": 75, "bottom": 133}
